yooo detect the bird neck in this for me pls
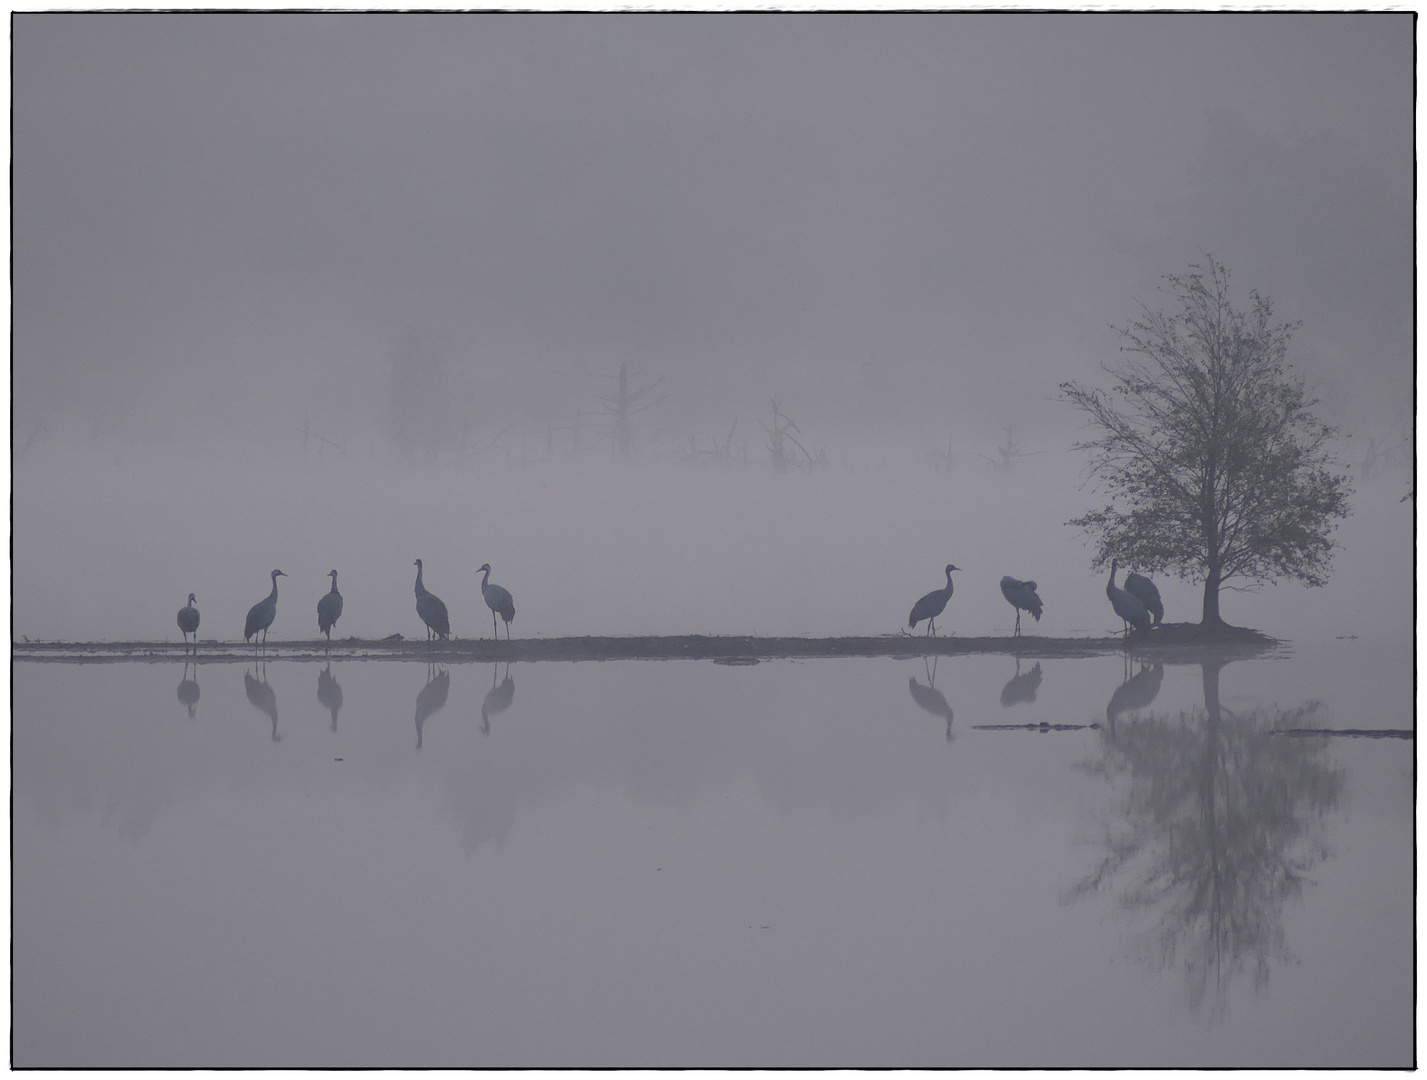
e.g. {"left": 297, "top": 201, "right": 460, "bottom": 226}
{"left": 329, "top": 577, "right": 340, "bottom": 594}
{"left": 480, "top": 566, "right": 491, "bottom": 588}
{"left": 269, "top": 576, "right": 280, "bottom": 601}
{"left": 415, "top": 566, "right": 424, "bottom": 595}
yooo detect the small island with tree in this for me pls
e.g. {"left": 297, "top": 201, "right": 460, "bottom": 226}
{"left": 1062, "top": 257, "right": 1353, "bottom": 643}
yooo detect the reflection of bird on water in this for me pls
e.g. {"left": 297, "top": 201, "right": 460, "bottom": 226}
{"left": 414, "top": 665, "right": 450, "bottom": 749}
{"left": 1123, "top": 572, "right": 1163, "bottom": 626}
{"left": 245, "top": 570, "right": 286, "bottom": 648}
{"left": 317, "top": 663, "right": 343, "bottom": 731}
{"left": 317, "top": 570, "right": 344, "bottom": 642}
{"left": 177, "top": 593, "right": 200, "bottom": 653}
{"left": 414, "top": 559, "right": 450, "bottom": 641}
{"left": 1106, "top": 559, "right": 1150, "bottom": 638}
{"left": 907, "top": 656, "right": 954, "bottom": 740}
{"left": 478, "top": 563, "right": 516, "bottom": 639}
{"left": 999, "top": 576, "right": 1043, "bottom": 636}
{"left": 1000, "top": 656, "right": 1043, "bottom": 707}
{"left": 244, "top": 666, "right": 281, "bottom": 741}
{"left": 1106, "top": 659, "right": 1164, "bottom": 731}
{"left": 909, "top": 564, "right": 960, "bottom": 636}
{"left": 480, "top": 663, "right": 515, "bottom": 735}
{"left": 177, "top": 661, "right": 200, "bottom": 718}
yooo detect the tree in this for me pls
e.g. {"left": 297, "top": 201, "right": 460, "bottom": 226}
{"left": 1062, "top": 258, "right": 1351, "bottom": 628}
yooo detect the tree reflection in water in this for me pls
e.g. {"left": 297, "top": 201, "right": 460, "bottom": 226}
{"left": 1066, "top": 656, "right": 1344, "bottom": 1021}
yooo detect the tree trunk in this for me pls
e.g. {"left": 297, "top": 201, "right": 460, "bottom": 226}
{"left": 1201, "top": 564, "right": 1225, "bottom": 627}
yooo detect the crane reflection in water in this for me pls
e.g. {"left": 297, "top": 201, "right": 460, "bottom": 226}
{"left": 999, "top": 656, "right": 1043, "bottom": 707}
{"left": 480, "top": 663, "right": 515, "bottom": 735}
{"left": 414, "top": 664, "right": 450, "bottom": 749}
{"left": 907, "top": 655, "right": 955, "bottom": 740}
{"left": 176, "top": 661, "right": 200, "bottom": 718}
{"left": 317, "top": 663, "right": 343, "bottom": 732}
{"left": 243, "top": 665, "right": 280, "bottom": 742}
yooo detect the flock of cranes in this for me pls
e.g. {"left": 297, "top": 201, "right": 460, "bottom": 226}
{"left": 175, "top": 560, "right": 517, "bottom": 652}
{"left": 910, "top": 561, "right": 1163, "bottom": 639}
{"left": 176, "top": 558, "right": 1162, "bottom": 651}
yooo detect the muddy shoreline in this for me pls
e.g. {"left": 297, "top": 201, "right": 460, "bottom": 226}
{"left": 14, "top": 625, "right": 1282, "bottom": 665}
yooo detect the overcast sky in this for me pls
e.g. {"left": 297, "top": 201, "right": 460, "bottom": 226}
{"left": 14, "top": 13, "right": 1414, "bottom": 454}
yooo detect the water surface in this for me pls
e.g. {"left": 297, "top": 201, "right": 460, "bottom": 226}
{"left": 13, "top": 641, "right": 1413, "bottom": 1067}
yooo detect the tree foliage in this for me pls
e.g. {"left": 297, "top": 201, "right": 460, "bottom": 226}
{"left": 1062, "top": 258, "right": 1351, "bottom": 626}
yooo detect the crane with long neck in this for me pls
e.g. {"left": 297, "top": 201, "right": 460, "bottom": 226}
{"left": 414, "top": 559, "right": 450, "bottom": 641}
{"left": 909, "top": 564, "right": 960, "bottom": 636}
{"left": 1106, "top": 559, "right": 1150, "bottom": 638}
{"left": 318, "top": 570, "right": 343, "bottom": 642}
{"left": 478, "top": 562, "right": 515, "bottom": 639}
{"left": 244, "top": 570, "right": 285, "bottom": 647}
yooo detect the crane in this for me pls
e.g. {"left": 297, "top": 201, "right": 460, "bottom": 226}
{"left": 244, "top": 570, "right": 286, "bottom": 647}
{"left": 478, "top": 562, "right": 515, "bottom": 639}
{"left": 413, "top": 559, "right": 450, "bottom": 641}
{"left": 317, "top": 570, "right": 343, "bottom": 641}
{"left": 1106, "top": 559, "right": 1150, "bottom": 638}
{"left": 177, "top": 593, "right": 200, "bottom": 653}
{"left": 1123, "top": 571, "right": 1163, "bottom": 626}
{"left": 909, "top": 564, "right": 960, "bottom": 636}
{"left": 999, "top": 576, "right": 1043, "bottom": 636}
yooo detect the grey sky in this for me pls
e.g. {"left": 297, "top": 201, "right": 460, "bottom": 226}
{"left": 14, "top": 13, "right": 1413, "bottom": 452}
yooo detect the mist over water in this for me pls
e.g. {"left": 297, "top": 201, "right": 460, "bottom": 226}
{"left": 12, "top": 435, "right": 1413, "bottom": 645}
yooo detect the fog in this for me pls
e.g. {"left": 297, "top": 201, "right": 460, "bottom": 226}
{"left": 12, "top": 13, "right": 1415, "bottom": 644}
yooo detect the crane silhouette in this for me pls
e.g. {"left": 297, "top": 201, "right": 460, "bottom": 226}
{"left": 478, "top": 563, "right": 515, "bottom": 639}
{"left": 177, "top": 593, "right": 200, "bottom": 653}
{"left": 413, "top": 559, "right": 450, "bottom": 641}
{"left": 317, "top": 570, "right": 343, "bottom": 642}
{"left": 909, "top": 564, "right": 960, "bottom": 635}
{"left": 244, "top": 570, "right": 285, "bottom": 647}
{"left": 1106, "top": 559, "right": 1150, "bottom": 638}
{"left": 999, "top": 576, "right": 1043, "bottom": 636}
{"left": 1122, "top": 571, "right": 1163, "bottom": 626}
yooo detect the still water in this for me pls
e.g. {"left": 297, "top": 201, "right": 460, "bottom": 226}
{"left": 13, "top": 641, "right": 1414, "bottom": 1068}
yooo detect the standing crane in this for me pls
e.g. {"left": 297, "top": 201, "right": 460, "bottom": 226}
{"left": 317, "top": 569, "right": 344, "bottom": 642}
{"left": 177, "top": 593, "right": 200, "bottom": 653}
{"left": 244, "top": 570, "right": 286, "bottom": 647}
{"left": 999, "top": 576, "right": 1043, "bottom": 636}
{"left": 478, "top": 562, "right": 515, "bottom": 639}
{"left": 413, "top": 559, "right": 450, "bottom": 641}
{"left": 1106, "top": 559, "right": 1150, "bottom": 638}
{"left": 909, "top": 564, "right": 960, "bottom": 636}
{"left": 1122, "top": 571, "right": 1163, "bottom": 626}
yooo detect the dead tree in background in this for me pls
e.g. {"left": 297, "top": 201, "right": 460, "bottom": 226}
{"left": 600, "top": 362, "right": 664, "bottom": 460}
{"left": 761, "top": 398, "right": 822, "bottom": 472}
{"left": 302, "top": 414, "right": 348, "bottom": 459}
{"left": 979, "top": 426, "right": 1048, "bottom": 472}
{"left": 685, "top": 420, "right": 740, "bottom": 464}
